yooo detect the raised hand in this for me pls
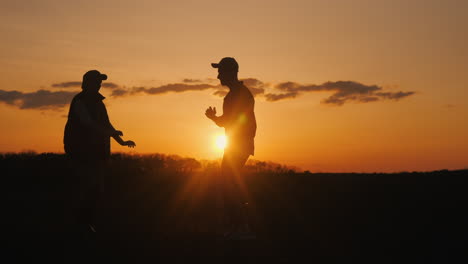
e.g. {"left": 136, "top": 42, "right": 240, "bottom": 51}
{"left": 205, "top": 106, "right": 217, "bottom": 120}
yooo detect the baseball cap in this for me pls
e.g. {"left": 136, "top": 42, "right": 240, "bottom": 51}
{"left": 83, "top": 70, "right": 108, "bottom": 82}
{"left": 211, "top": 57, "right": 239, "bottom": 72}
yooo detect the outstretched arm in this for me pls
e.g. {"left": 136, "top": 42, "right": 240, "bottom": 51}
{"left": 112, "top": 135, "right": 136, "bottom": 148}
{"left": 109, "top": 123, "right": 136, "bottom": 148}
{"left": 74, "top": 101, "right": 136, "bottom": 148}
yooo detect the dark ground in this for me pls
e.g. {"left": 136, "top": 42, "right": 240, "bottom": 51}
{"left": 3, "top": 153, "right": 468, "bottom": 262}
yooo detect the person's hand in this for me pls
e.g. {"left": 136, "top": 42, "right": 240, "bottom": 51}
{"left": 205, "top": 106, "right": 216, "bottom": 120}
{"left": 112, "top": 130, "right": 123, "bottom": 137}
{"left": 123, "top": 140, "right": 136, "bottom": 148}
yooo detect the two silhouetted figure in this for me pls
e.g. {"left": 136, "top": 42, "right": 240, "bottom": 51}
{"left": 64, "top": 58, "right": 256, "bottom": 239}
{"left": 206, "top": 57, "right": 257, "bottom": 239}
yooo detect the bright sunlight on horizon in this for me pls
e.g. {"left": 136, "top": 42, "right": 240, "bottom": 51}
{"left": 215, "top": 134, "right": 228, "bottom": 151}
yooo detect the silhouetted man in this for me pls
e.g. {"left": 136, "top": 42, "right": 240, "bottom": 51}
{"left": 205, "top": 57, "right": 256, "bottom": 239}
{"left": 64, "top": 70, "right": 135, "bottom": 233}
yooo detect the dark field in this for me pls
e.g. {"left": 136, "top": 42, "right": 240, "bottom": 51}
{"left": 3, "top": 153, "right": 468, "bottom": 262}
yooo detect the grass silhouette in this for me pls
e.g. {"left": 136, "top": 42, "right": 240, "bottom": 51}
{"left": 3, "top": 153, "right": 468, "bottom": 262}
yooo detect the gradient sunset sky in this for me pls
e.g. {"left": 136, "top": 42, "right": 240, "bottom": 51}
{"left": 1, "top": 0, "right": 467, "bottom": 172}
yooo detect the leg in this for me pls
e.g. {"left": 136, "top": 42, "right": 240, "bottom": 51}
{"left": 69, "top": 160, "right": 105, "bottom": 232}
{"left": 221, "top": 151, "right": 250, "bottom": 232}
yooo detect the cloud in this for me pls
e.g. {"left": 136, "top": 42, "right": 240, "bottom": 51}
{"left": 111, "top": 78, "right": 266, "bottom": 98}
{"left": 265, "top": 81, "right": 415, "bottom": 105}
{"left": 212, "top": 78, "right": 265, "bottom": 97}
{"left": 144, "top": 83, "right": 217, "bottom": 95}
{"left": 102, "top": 83, "right": 120, "bottom": 89}
{"left": 1, "top": 78, "right": 415, "bottom": 111}
{"left": 374, "top": 91, "right": 416, "bottom": 100}
{"left": 0, "top": 90, "right": 23, "bottom": 105}
{"left": 241, "top": 78, "right": 265, "bottom": 96}
{"left": 110, "top": 89, "right": 128, "bottom": 97}
{"left": 109, "top": 78, "right": 413, "bottom": 106}
{"left": 264, "top": 92, "right": 298, "bottom": 101}
{"left": 51, "top": 81, "right": 81, "bottom": 88}
{"left": 212, "top": 90, "right": 228, "bottom": 97}
{"left": 0, "top": 89, "right": 76, "bottom": 109}
{"left": 51, "top": 81, "right": 120, "bottom": 89}
{"left": 111, "top": 83, "right": 219, "bottom": 97}
{"left": 183, "top": 78, "right": 203, "bottom": 83}
{"left": 443, "top": 104, "right": 455, "bottom": 109}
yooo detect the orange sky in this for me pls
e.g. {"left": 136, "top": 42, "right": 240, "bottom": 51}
{"left": 1, "top": 0, "right": 467, "bottom": 172}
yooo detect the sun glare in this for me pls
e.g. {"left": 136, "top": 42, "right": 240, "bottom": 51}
{"left": 215, "top": 135, "right": 228, "bottom": 150}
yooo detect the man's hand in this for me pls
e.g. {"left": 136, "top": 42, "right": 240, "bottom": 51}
{"left": 123, "top": 140, "right": 136, "bottom": 148}
{"left": 205, "top": 106, "right": 217, "bottom": 120}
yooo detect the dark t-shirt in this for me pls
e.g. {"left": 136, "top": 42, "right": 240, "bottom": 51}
{"left": 216, "top": 83, "right": 257, "bottom": 155}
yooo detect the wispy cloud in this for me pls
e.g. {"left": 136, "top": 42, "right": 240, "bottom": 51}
{"left": 1, "top": 78, "right": 415, "bottom": 110}
{"left": 182, "top": 78, "right": 203, "bottom": 83}
{"left": 51, "top": 81, "right": 120, "bottom": 89}
{"left": 51, "top": 81, "right": 81, "bottom": 88}
{"left": 264, "top": 92, "right": 298, "bottom": 101}
{"left": 0, "top": 89, "right": 76, "bottom": 109}
{"left": 443, "top": 104, "right": 456, "bottom": 109}
{"left": 111, "top": 78, "right": 265, "bottom": 98}
{"left": 265, "top": 81, "right": 415, "bottom": 105}
{"left": 111, "top": 83, "right": 218, "bottom": 97}
{"left": 212, "top": 78, "right": 265, "bottom": 98}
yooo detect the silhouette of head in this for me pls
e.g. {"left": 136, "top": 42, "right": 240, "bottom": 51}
{"left": 82, "top": 70, "right": 107, "bottom": 93}
{"left": 211, "top": 57, "right": 239, "bottom": 86}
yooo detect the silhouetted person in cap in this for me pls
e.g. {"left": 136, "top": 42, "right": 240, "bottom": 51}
{"left": 206, "top": 57, "right": 257, "bottom": 239}
{"left": 64, "top": 70, "right": 135, "bottom": 234}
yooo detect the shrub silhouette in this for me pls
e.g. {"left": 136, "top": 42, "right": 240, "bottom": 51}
{"left": 3, "top": 152, "right": 468, "bottom": 261}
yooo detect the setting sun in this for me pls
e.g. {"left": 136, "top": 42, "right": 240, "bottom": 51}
{"left": 215, "top": 135, "right": 228, "bottom": 150}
